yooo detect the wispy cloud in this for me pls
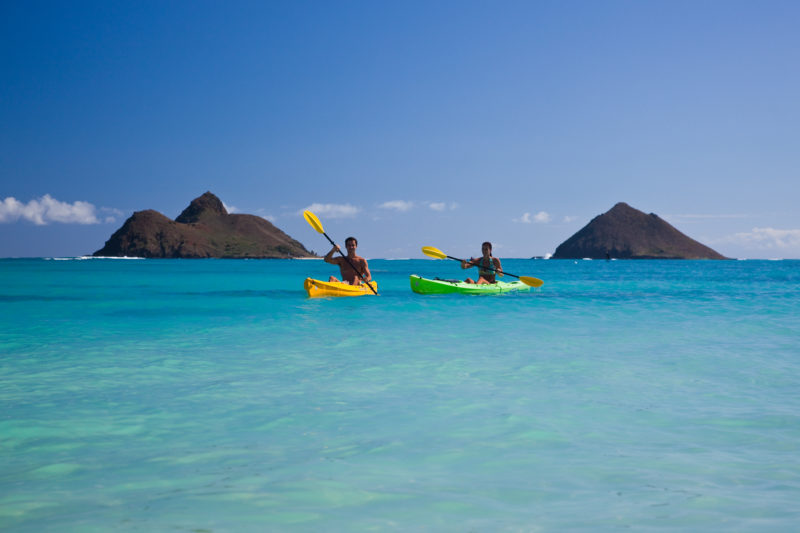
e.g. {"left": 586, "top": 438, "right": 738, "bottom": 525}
{"left": 100, "top": 207, "right": 123, "bottom": 224}
{"left": 303, "top": 203, "right": 360, "bottom": 218}
{"left": 428, "top": 202, "right": 457, "bottom": 212}
{"left": 223, "top": 202, "right": 239, "bottom": 214}
{"left": 248, "top": 207, "right": 276, "bottom": 223}
{"left": 379, "top": 200, "right": 414, "bottom": 212}
{"left": 720, "top": 227, "right": 800, "bottom": 250}
{"left": 0, "top": 195, "right": 107, "bottom": 225}
{"left": 515, "top": 211, "right": 551, "bottom": 224}
{"left": 665, "top": 213, "right": 750, "bottom": 222}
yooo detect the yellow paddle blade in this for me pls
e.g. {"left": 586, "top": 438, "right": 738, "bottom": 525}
{"left": 303, "top": 210, "right": 324, "bottom": 234}
{"left": 421, "top": 246, "right": 447, "bottom": 259}
{"left": 519, "top": 276, "right": 544, "bottom": 288}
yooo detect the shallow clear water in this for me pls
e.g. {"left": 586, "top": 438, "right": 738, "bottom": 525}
{"left": 1, "top": 258, "right": 799, "bottom": 531}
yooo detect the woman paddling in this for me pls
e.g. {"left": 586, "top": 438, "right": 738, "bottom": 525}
{"left": 461, "top": 241, "right": 503, "bottom": 284}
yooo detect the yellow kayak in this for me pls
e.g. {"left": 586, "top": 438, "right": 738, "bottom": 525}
{"left": 304, "top": 278, "right": 378, "bottom": 298}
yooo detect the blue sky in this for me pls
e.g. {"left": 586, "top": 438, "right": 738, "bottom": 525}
{"left": 2, "top": 0, "right": 799, "bottom": 258}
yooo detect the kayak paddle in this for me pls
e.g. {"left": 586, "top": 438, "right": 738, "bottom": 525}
{"left": 421, "top": 246, "right": 544, "bottom": 288}
{"left": 303, "top": 210, "right": 378, "bottom": 295}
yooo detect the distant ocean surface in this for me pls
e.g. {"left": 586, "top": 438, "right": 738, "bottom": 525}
{"left": 2, "top": 258, "right": 799, "bottom": 532}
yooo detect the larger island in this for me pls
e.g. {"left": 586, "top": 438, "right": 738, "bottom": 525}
{"left": 552, "top": 202, "right": 727, "bottom": 259}
{"left": 93, "top": 192, "right": 316, "bottom": 258}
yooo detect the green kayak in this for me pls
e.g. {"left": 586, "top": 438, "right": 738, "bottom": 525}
{"left": 409, "top": 275, "right": 531, "bottom": 295}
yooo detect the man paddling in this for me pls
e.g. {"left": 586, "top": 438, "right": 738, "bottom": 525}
{"left": 324, "top": 237, "right": 372, "bottom": 285}
{"left": 462, "top": 241, "right": 503, "bottom": 284}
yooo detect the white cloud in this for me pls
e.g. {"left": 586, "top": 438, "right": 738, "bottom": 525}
{"left": 563, "top": 215, "right": 579, "bottom": 223}
{"left": 303, "top": 203, "right": 360, "bottom": 218}
{"left": 515, "top": 211, "right": 551, "bottom": 224}
{"left": 379, "top": 200, "right": 414, "bottom": 212}
{"left": 0, "top": 195, "right": 102, "bottom": 225}
{"left": 223, "top": 202, "right": 239, "bottom": 214}
{"left": 428, "top": 202, "right": 457, "bottom": 212}
{"left": 722, "top": 227, "right": 800, "bottom": 250}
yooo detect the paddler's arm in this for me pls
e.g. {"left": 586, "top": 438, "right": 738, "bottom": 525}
{"left": 494, "top": 257, "right": 504, "bottom": 277}
{"left": 461, "top": 257, "right": 478, "bottom": 269}
{"left": 324, "top": 245, "right": 341, "bottom": 264}
{"left": 360, "top": 259, "right": 372, "bottom": 283}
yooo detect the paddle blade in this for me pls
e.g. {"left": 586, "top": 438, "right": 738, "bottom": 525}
{"left": 303, "top": 210, "right": 325, "bottom": 234}
{"left": 519, "top": 276, "right": 544, "bottom": 288}
{"left": 422, "top": 246, "right": 447, "bottom": 259}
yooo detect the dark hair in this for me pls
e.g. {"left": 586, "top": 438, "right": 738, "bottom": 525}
{"left": 482, "top": 241, "right": 492, "bottom": 251}
{"left": 345, "top": 237, "right": 358, "bottom": 246}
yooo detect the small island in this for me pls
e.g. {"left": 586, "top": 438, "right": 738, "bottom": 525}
{"left": 93, "top": 192, "right": 316, "bottom": 258}
{"left": 552, "top": 202, "right": 728, "bottom": 259}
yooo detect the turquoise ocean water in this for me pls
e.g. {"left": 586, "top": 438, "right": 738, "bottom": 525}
{"left": 1, "top": 258, "right": 798, "bottom": 532}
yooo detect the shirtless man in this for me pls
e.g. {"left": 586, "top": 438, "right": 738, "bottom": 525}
{"left": 461, "top": 241, "right": 503, "bottom": 284}
{"left": 324, "top": 237, "right": 372, "bottom": 285}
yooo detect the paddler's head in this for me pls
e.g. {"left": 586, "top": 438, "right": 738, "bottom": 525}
{"left": 482, "top": 241, "right": 492, "bottom": 257}
{"left": 345, "top": 237, "right": 358, "bottom": 255}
